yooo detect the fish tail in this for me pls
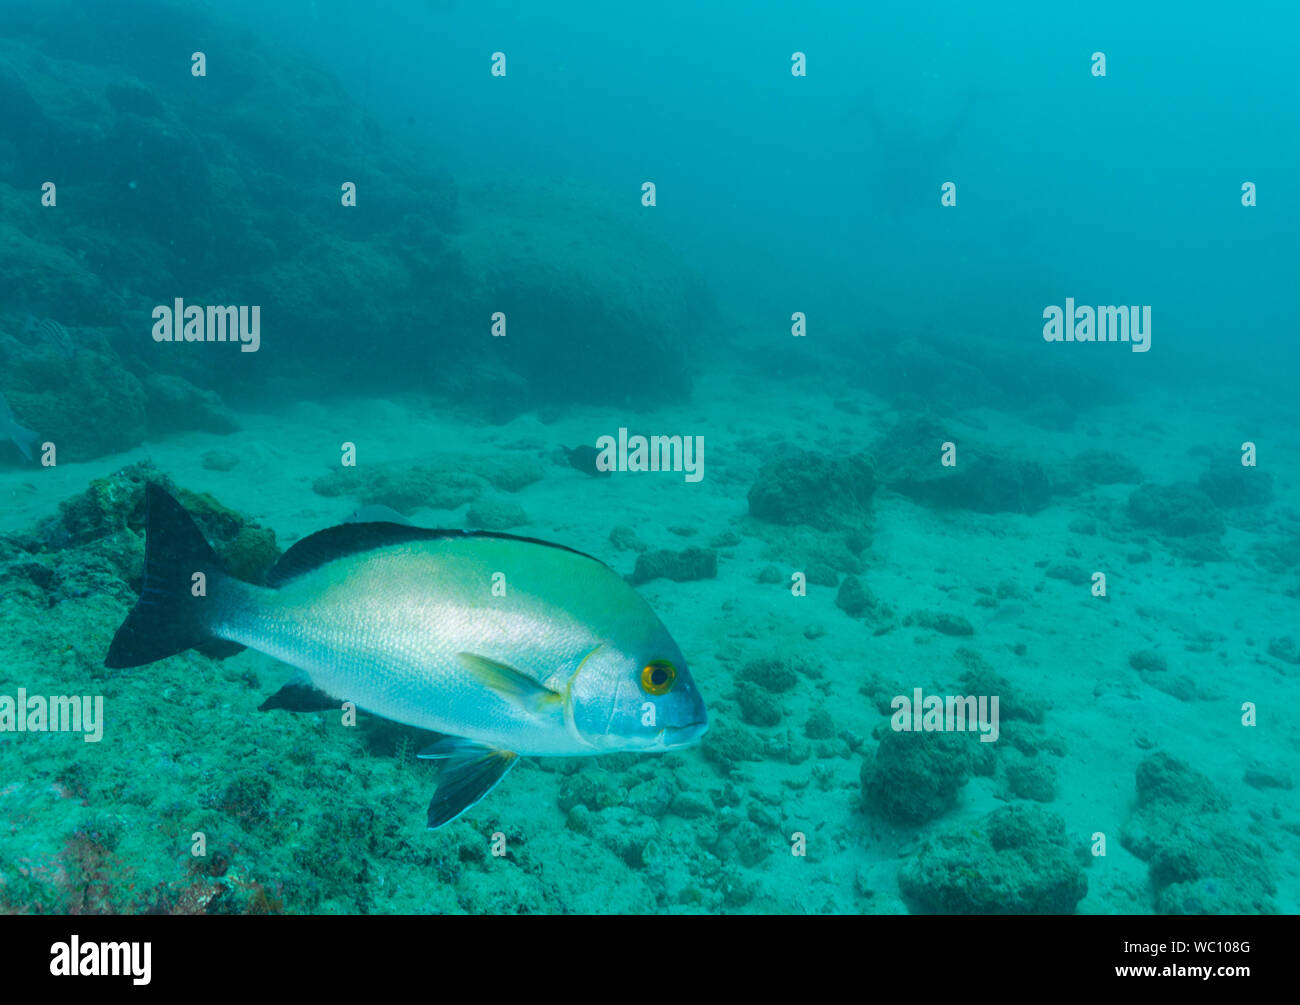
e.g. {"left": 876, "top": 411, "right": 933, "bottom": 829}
{"left": 13, "top": 424, "right": 40, "bottom": 463}
{"left": 105, "top": 483, "right": 235, "bottom": 668}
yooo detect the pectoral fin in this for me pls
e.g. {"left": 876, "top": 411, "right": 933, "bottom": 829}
{"left": 456, "top": 652, "right": 563, "bottom": 713}
{"left": 418, "top": 738, "right": 519, "bottom": 829}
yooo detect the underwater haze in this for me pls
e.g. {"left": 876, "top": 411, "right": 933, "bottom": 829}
{"left": 0, "top": 0, "right": 1297, "bottom": 916}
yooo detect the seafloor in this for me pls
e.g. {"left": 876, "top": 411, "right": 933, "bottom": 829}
{"left": 1, "top": 378, "right": 1296, "bottom": 915}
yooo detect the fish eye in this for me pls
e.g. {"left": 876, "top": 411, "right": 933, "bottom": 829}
{"left": 640, "top": 660, "right": 676, "bottom": 696}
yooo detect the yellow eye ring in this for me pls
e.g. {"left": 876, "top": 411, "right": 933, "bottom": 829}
{"left": 641, "top": 660, "right": 677, "bottom": 696}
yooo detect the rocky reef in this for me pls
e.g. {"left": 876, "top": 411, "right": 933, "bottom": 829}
{"left": 0, "top": 0, "right": 713, "bottom": 466}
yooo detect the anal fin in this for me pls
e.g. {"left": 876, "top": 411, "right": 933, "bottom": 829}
{"left": 418, "top": 737, "right": 519, "bottom": 829}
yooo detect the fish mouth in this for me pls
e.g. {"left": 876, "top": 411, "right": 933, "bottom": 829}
{"left": 654, "top": 720, "right": 709, "bottom": 749}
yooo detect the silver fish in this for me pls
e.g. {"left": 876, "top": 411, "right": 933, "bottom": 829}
{"left": 106, "top": 484, "right": 708, "bottom": 827}
{"left": 0, "top": 391, "right": 39, "bottom": 463}
{"left": 345, "top": 503, "right": 413, "bottom": 525}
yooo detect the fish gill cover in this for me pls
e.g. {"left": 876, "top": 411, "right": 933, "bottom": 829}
{"left": 0, "top": 0, "right": 1296, "bottom": 935}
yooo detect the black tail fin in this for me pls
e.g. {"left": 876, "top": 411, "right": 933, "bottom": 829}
{"left": 105, "top": 483, "right": 230, "bottom": 669}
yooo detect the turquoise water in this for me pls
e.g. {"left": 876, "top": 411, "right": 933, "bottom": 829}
{"left": 0, "top": 0, "right": 1296, "bottom": 915}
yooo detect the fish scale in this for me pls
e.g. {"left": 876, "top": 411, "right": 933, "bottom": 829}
{"left": 218, "top": 542, "right": 603, "bottom": 753}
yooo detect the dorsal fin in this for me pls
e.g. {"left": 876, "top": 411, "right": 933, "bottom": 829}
{"left": 266, "top": 521, "right": 604, "bottom": 588}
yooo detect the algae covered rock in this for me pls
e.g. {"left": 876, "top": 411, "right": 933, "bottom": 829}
{"left": 56, "top": 463, "right": 277, "bottom": 582}
{"left": 313, "top": 464, "right": 484, "bottom": 513}
{"left": 835, "top": 575, "right": 876, "bottom": 617}
{"left": 897, "top": 452, "right": 1051, "bottom": 515}
{"left": 1127, "top": 483, "right": 1224, "bottom": 538}
{"left": 737, "top": 688, "right": 782, "bottom": 727}
{"left": 1, "top": 463, "right": 280, "bottom": 616}
{"left": 872, "top": 415, "right": 1051, "bottom": 514}
{"left": 738, "top": 657, "right": 801, "bottom": 694}
{"left": 313, "top": 455, "right": 544, "bottom": 514}
{"left": 908, "top": 609, "right": 975, "bottom": 637}
{"left": 3, "top": 348, "right": 147, "bottom": 462}
{"left": 1120, "top": 752, "right": 1276, "bottom": 914}
{"left": 142, "top": 373, "right": 240, "bottom": 435}
{"left": 1198, "top": 464, "right": 1273, "bottom": 508}
{"left": 747, "top": 450, "right": 876, "bottom": 529}
{"left": 629, "top": 547, "right": 716, "bottom": 585}
{"left": 898, "top": 804, "right": 1087, "bottom": 914}
{"left": 862, "top": 727, "right": 974, "bottom": 825}
{"left": 702, "top": 720, "right": 764, "bottom": 774}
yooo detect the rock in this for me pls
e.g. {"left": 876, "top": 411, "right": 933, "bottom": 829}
{"left": 918, "top": 454, "right": 1052, "bottom": 514}
{"left": 313, "top": 464, "right": 483, "bottom": 513}
{"left": 142, "top": 373, "right": 240, "bottom": 435}
{"left": 1005, "top": 757, "right": 1058, "bottom": 803}
{"left": 747, "top": 450, "right": 876, "bottom": 529}
{"left": 863, "top": 728, "right": 974, "bottom": 825}
{"left": 1242, "top": 764, "right": 1293, "bottom": 791}
{"left": 874, "top": 419, "right": 1051, "bottom": 514}
{"left": 1127, "top": 483, "right": 1224, "bottom": 538}
{"left": 313, "top": 455, "right": 543, "bottom": 514}
{"left": 956, "top": 652, "right": 1050, "bottom": 723}
{"left": 626, "top": 777, "right": 676, "bottom": 819}
{"left": 804, "top": 709, "right": 835, "bottom": 740}
{"left": 836, "top": 575, "right": 876, "bottom": 616}
{"left": 909, "top": 610, "right": 974, "bottom": 636}
{"left": 628, "top": 547, "right": 716, "bottom": 585}
{"left": 739, "top": 658, "right": 802, "bottom": 693}
{"left": 804, "top": 563, "right": 839, "bottom": 586}
{"left": 1121, "top": 752, "right": 1276, "bottom": 913}
{"left": 702, "top": 720, "right": 764, "bottom": 773}
{"left": 669, "top": 791, "right": 713, "bottom": 819}
{"left": 4, "top": 347, "right": 148, "bottom": 462}
{"left": 1044, "top": 563, "right": 1089, "bottom": 585}
{"left": 737, "top": 688, "right": 782, "bottom": 727}
{"left": 1128, "top": 650, "right": 1167, "bottom": 673}
{"left": 898, "top": 804, "right": 1087, "bottom": 914}
{"left": 566, "top": 804, "right": 593, "bottom": 833}
{"left": 1198, "top": 464, "right": 1273, "bottom": 508}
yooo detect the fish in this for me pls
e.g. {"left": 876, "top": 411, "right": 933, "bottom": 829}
{"left": 105, "top": 484, "right": 708, "bottom": 828}
{"left": 23, "top": 315, "right": 76, "bottom": 358}
{"left": 983, "top": 603, "right": 1026, "bottom": 627}
{"left": 0, "top": 391, "right": 39, "bottom": 463}
{"left": 846, "top": 89, "right": 977, "bottom": 218}
{"left": 563, "top": 444, "right": 612, "bottom": 477}
{"left": 345, "top": 503, "right": 412, "bottom": 525}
